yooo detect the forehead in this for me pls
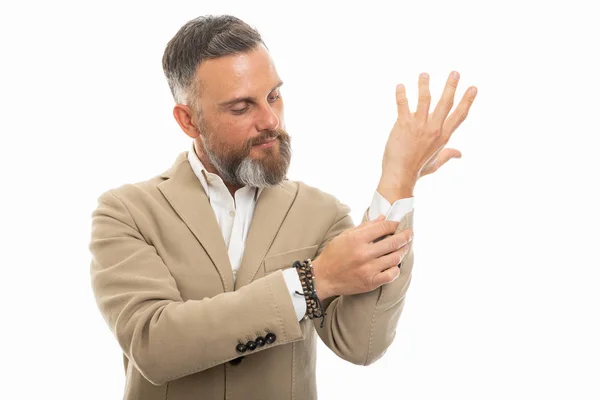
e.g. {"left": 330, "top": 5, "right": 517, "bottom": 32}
{"left": 195, "top": 44, "right": 280, "bottom": 100}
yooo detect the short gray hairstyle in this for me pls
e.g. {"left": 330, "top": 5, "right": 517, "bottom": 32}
{"left": 162, "top": 15, "right": 266, "bottom": 110}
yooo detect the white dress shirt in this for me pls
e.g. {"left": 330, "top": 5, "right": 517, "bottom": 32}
{"left": 187, "top": 143, "right": 414, "bottom": 320}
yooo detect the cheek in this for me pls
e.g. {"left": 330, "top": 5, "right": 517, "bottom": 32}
{"left": 218, "top": 119, "right": 252, "bottom": 147}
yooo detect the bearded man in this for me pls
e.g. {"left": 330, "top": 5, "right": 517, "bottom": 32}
{"left": 89, "top": 14, "right": 477, "bottom": 400}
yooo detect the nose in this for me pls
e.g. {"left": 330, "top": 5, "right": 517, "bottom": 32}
{"left": 256, "top": 102, "right": 279, "bottom": 132}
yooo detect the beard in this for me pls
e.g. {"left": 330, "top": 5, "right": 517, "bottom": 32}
{"left": 197, "top": 119, "right": 292, "bottom": 188}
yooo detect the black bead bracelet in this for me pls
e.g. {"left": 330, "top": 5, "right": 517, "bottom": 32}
{"left": 293, "top": 258, "right": 327, "bottom": 328}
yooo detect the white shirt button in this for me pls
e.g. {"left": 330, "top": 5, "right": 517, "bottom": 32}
{"left": 229, "top": 210, "right": 236, "bottom": 217}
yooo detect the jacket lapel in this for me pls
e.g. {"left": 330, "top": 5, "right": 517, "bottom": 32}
{"left": 234, "top": 179, "right": 297, "bottom": 290}
{"left": 157, "top": 151, "right": 235, "bottom": 292}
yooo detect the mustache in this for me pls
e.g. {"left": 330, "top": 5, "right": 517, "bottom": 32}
{"left": 249, "top": 129, "right": 290, "bottom": 146}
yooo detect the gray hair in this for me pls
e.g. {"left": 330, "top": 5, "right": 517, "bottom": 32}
{"left": 162, "top": 15, "right": 266, "bottom": 111}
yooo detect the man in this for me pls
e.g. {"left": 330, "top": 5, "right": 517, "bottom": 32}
{"left": 89, "top": 15, "right": 477, "bottom": 400}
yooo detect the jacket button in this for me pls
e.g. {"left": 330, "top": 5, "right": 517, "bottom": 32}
{"left": 246, "top": 340, "right": 257, "bottom": 351}
{"left": 230, "top": 356, "right": 244, "bottom": 365}
{"left": 265, "top": 332, "right": 276, "bottom": 344}
{"left": 255, "top": 336, "right": 266, "bottom": 347}
{"left": 236, "top": 343, "right": 247, "bottom": 353}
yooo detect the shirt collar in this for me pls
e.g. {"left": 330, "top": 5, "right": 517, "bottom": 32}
{"left": 187, "top": 142, "right": 263, "bottom": 202}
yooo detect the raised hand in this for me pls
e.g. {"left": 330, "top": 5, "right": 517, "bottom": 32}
{"left": 379, "top": 71, "right": 478, "bottom": 191}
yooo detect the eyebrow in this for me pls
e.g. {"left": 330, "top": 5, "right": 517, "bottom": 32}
{"left": 218, "top": 81, "right": 284, "bottom": 108}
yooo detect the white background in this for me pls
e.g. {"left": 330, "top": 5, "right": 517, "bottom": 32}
{"left": 1, "top": 0, "right": 599, "bottom": 399}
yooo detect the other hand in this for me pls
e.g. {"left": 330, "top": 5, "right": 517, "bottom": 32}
{"left": 312, "top": 215, "right": 413, "bottom": 300}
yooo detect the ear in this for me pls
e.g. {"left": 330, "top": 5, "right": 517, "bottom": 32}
{"left": 173, "top": 104, "right": 200, "bottom": 139}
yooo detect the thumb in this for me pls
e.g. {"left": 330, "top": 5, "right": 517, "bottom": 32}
{"left": 357, "top": 214, "right": 384, "bottom": 229}
{"left": 445, "top": 148, "right": 462, "bottom": 159}
{"left": 437, "top": 148, "right": 462, "bottom": 169}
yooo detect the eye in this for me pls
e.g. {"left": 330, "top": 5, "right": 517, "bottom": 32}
{"left": 231, "top": 105, "right": 249, "bottom": 115}
{"left": 268, "top": 91, "right": 281, "bottom": 102}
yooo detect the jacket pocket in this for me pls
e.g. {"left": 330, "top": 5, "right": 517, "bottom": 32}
{"left": 263, "top": 245, "right": 319, "bottom": 273}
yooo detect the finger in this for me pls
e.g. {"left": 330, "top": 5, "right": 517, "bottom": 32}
{"left": 366, "top": 230, "right": 413, "bottom": 260}
{"left": 355, "top": 219, "right": 400, "bottom": 244}
{"left": 427, "top": 151, "right": 460, "bottom": 175}
{"left": 374, "top": 245, "right": 410, "bottom": 273}
{"left": 442, "top": 86, "right": 478, "bottom": 139}
{"left": 395, "top": 84, "right": 411, "bottom": 123}
{"left": 439, "top": 148, "right": 461, "bottom": 166}
{"left": 449, "top": 148, "right": 462, "bottom": 158}
{"left": 356, "top": 214, "right": 385, "bottom": 229}
{"left": 358, "top": 214, "right": 385, "bottom": 229}
{"left": 354, "top": 216, "right": 392, "bottom": 238}
{"left": 348, "top": 214, "right": 385, "bottom": 232}
{"left": 439, "top": 148, "right": 462, "bottom": 163}
{"left": 371, "top": 261, "right": 401, "bottom": 287}
{"left": 432, "top": 71, "right": 460, "bottom": 125}
{"left": 415, "top": 73, "right": 431, "bottom": 124}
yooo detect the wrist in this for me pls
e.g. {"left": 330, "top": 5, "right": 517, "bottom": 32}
{"left": 311, "top": 258, "right": 333, "bottom": 301}
{"left": 377, "top": 175, "right": 416, "bottom": 203}
{"left": 294, "top": 258, "right": 329, "bottom": 327}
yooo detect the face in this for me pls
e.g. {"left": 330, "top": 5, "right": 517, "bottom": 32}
{"left": 191, "top": 44, "right": 292, "bottom": 188}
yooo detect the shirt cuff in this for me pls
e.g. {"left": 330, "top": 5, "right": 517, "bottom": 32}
{"left": 368, "top": 190, "right": 414, "bottom": 222}
{"left": 282, "top": 267, "right": 307, "bottom": 321}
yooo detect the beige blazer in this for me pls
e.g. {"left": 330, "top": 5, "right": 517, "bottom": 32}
{"left": 89, "top": 151, "right": 415, "bottom": 400}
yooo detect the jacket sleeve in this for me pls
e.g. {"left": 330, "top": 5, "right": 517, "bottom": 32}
{"left": 89, "top": 190, "right": 303, "bottom": 385}
{"left": 312, "top": 198, "right": 415, "bottom": 365}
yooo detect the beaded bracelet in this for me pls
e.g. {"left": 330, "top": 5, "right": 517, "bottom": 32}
{"left": 293, "top": 258, "right": 327, "bottom": 328}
